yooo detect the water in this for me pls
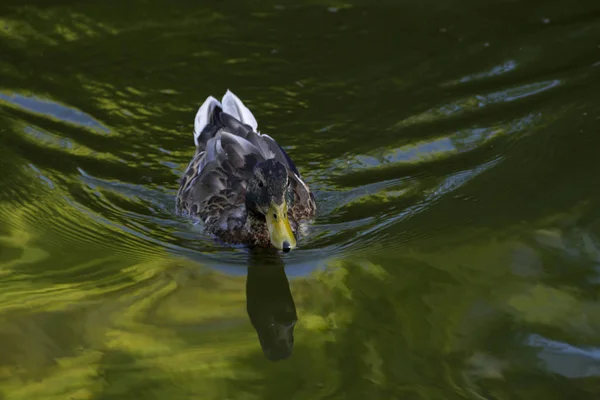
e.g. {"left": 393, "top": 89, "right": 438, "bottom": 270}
{"left": 1, "top": 0, "right": 600, "bottom": 398}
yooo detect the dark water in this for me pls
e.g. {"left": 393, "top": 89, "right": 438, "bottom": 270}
{"left": 1, "top": 0, "right": 600, "bottom": 398}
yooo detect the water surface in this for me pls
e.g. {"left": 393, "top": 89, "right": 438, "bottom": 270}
{"left": 2, "top": 0, "right": 600, "bottom": 398}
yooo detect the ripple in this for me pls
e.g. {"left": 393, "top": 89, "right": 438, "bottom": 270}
{"left": 0, "top": 91, "right": 109, "bottom": 133}
{"left": 453, "top": 60, "right": 519, "bottom": 85}
{"left": 396, "top": 80, "right": 561, "bottom": 127}
{"left": 527, "top": 334, "right": 600, "bottom": 378}
{"left": 0, "top": 84, "right": 529, "bottom": 275}
{"left": 0, "top": 88, "right": 518, "bottom": 270}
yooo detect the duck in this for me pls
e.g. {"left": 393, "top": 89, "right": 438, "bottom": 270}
{"left": 176, "top": 90, "right": 316, "bottom": 252}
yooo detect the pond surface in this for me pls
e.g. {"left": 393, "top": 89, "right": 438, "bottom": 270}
{"left": 1, "top": 0, "right": 600, "bottom": 398}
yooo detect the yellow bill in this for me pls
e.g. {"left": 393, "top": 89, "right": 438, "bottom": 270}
{"left": 266, "top": 201, "right": 296, "bottom": 252}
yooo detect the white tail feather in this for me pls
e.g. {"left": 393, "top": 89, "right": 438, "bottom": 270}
{"left": 222, "top": 89, "right": 258, "bottom": 132}
{"left": 194, "top": 96, "right": 222, "bottom": 146}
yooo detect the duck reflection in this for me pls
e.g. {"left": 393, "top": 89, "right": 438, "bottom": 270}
{"left": 246, "top": 250, "right": 297, "bottom": 361}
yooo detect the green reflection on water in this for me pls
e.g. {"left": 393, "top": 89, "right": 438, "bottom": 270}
{"left": 2, "top": 0, "right": 600, "bottom": 398}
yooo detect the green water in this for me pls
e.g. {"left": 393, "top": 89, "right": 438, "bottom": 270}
{"left": 1, "top": 0, "right": 600, "bottom": 398}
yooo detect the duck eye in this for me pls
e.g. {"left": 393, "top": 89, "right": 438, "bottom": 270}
{"left": 273, "top": 213, "right": 277, "bottom": 220}
{"left": 258, "top": 181, "right": 264, "bottom": 188}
